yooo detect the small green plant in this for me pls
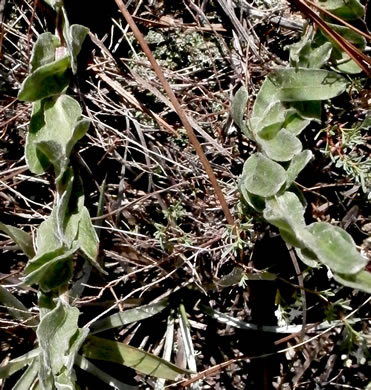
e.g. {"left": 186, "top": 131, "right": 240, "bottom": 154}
{"left": 154, "top": 222, "right": 170, "bottom": 250}
{"left": 339, "top": 319, "right": 371, "bottom": 367}
{"left": 163, "top": 200, "right": 186, "bottom": 223}
{"left": 231, "top": 0, "right": 370, "bottom": 294}
{"left": 317, "top": 120, "right": 371, "bottom": 194}
{"left": 221, "top": 220, "right": 254, "bottom": 259}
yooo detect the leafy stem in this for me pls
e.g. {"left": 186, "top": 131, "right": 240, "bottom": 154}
{"left": 232, "top": 10, "right": 370, "bottom": 293}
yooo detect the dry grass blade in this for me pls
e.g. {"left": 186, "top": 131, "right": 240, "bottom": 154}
{"left": 96, "top": 72, "right": 179, "bottom": 136}
{"left": 216, "top": 0, "right": 260, "bottom": 57}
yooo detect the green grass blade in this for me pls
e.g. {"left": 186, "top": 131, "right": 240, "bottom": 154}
{"left": 0, "top": 349, "right": 39, "bottom": 379}
{"left": 0, "top": 222, "right": 35, "bottom": 258}
{"left": 82, "top": 336, "right": 191, "bottom": 380}
{"left": 90, "top": 299, "right": 169, "bottom": 334}
{"left": 0, "top": 286, "right": 38, "bottom": 327}
{"left": 13, "top": 358, "right": 39, "bottom": 390}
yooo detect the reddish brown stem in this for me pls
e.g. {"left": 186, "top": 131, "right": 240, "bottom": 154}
{"left": 114, "top": 0, "right": 235, "bottom": 227}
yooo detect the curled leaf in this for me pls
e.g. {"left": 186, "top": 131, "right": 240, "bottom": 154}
{"left": 31, "top": 32, "right": 60, "bottom": 72}
{"left": 257, "top": 129, "right": 303, "bottom": 162}
{"left": 26, "top": 95, "right": 88, "bottom": 175}
{"left": 0, "top": 222, "right": 35, "bottom": 258}
{"left": 231, "top": 86, "right": 250, "bottom": 136}
{"left": 24, "top": 245, "right": 78, "bottom": 291}
{"left": 66, "top": 24, "right": 89, "bottom": 74}
{"left": 264, "top": 191, "right": 308, "bottom": 248}
{"left": 37, "top": 299, "right": 87, "bottom": 389}
{"left": 18, "top": 56, "right": 70, "bottom": 102}
{"left": 78, "top": 207, "right": 106, "bottom": 274}
{"left": 286, "top": 150, "right": 313, "bottom": 188}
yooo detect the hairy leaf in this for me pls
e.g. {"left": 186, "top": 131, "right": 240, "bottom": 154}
{"left": 334, "top": 270, "right": 371, "bottom": 293}
{"left": 31, "top": 32, "right": 60, "bottom": 72}
{"left": 307, "top": 42, "right": 333, "bottom": 68}
{"left": 251, "top": 69, "right": 347, "bottom": 121}
{"left": 37, "top": 300, "right": 86, "bottom": 389}
{"left": 283, "top": 112, "right": 311, "bottom": 136}
{"left": 305, "top": 222, "right": 367, "bottom": 274}
{"left": 264, "top": 192, "right": 308, "bottom": 248}
{"left": 35, "top": 210, "right": 62, "bottom": 256}
{"left": 26, "top": 95, "right": 86, "bottom": 175}
{"left": 26, "top": 100, "right": 50, "bottom": 174}
{"left": 290, "top": 33, "right": 332, "bottom": 69}
{"left": 36, "top": 141, "right": 67, "bottom": 178}
{"left": 78, "top": 207, "right": 106, "bottom": 274}
{"left": 316, "top": 0, "right": 364, "bottom": 20}
{"left": 290, "top": 34, "right": 312, "bottom": 68}
{"left": 65, "top": 24, "right": 89, "bottom": 74}
{"left": 66, "top": 118, "right": 90, "bottom": 156}
{"left": 254, "top": 102, "right": 290, "bottom": 139}
{"left": 24, "top": 245, "right": 77, "bottom": 291}
{"left": 257, "top": 129, "right": 303, "bottom": 162}
{"left": 291, "top": 101, "right": 322, "bottom": 121}
{"left": 316, "top": 24, "right": 367, "bottom": 73}
{"left": 231, "top": 86, "right": 250, "bottom": 136}
{"left": 56, "top": 169, "right": 85, "bottom": 246}
{"left": 270, "top": 68, "right": 347, "bottom": 101}
{"left": 240, "top": 153, "right": 287, "bottom": 197}
{"left": 286, "top": 150, "right": 313, "bottom": 187}
{"left": 18, "top": 56, "right": 70, "bottom": 102}
{"left": 240, "top": 189, "right": 266, "bottom": 212}
{"left": 295, "top": 247, "right": 320, "bottom": 268}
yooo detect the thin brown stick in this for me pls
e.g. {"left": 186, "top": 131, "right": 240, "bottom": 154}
{"left": 113, "top": 0, "right": 235, "bottom": 227}
{"left": 177, "top": 355, "right": 249, "bottom": 388}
